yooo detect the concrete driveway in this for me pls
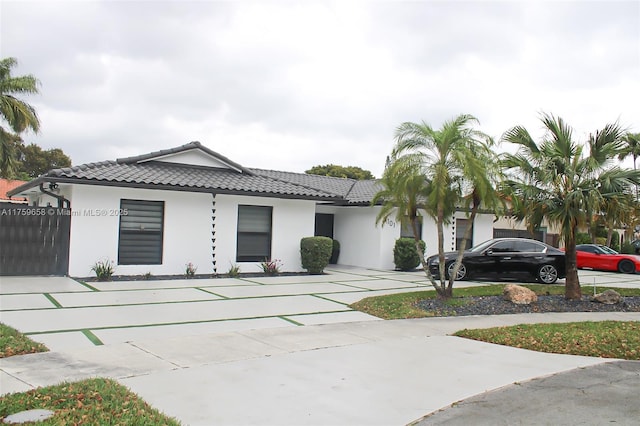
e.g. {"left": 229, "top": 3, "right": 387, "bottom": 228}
{"left": 0, "top": 267, "right": 637, "bottom": 352}
{"left": 1, "top": 267, "right": 639, "bottom": 425}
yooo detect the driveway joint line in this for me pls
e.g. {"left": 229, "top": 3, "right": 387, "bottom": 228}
{"left": 278, "top": 316, "right": 304, "bottom": 326}
{"left": 42, "top": 293, "right": 62, "bottom": 308}
{"left": 72, "top": 280, "right": 100, "bottom": 291}
{"left": 127, "top": 342, "right": 183, "bottom": 369}
{"left": 195, "top": 287, "right": 228, "bottom": 298}
{"left": 81, "top": 329, "right": 104, "bottom": 346}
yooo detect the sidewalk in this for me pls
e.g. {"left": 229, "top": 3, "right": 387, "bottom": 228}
{"left": 3, "top": 312, "right": 639, "bottom": 425}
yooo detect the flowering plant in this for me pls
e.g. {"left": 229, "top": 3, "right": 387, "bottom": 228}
{"left": 185, "top": 262, "right": 197, "bottom": 278}
{"left": 260, "top": 258, "right": 282, "bottom": 276}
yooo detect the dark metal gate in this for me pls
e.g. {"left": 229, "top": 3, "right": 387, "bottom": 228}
{"left": 0, "top": 204, "right": 71, "bottom": 276}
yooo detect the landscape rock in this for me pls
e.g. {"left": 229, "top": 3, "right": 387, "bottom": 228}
{"left": 592, "top": 289, "right": 622, "bottom": 305}
{"left": 503, "top": 284, "right": 538, "bottom": 305}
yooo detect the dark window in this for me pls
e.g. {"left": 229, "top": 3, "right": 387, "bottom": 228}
{"left": 401, "top": 216, "right": 422, "bottom": 239}
{"left": 491, "top": 240, "right": 517, "bottom": 253}
{"left": 515, "top": 240, "right": 545, "bottom": 253}
{"left": 118, "top": 200, "right": 164, "bottom": 265}
{"left": 237, "top": 205, "right": 272, "bottom": 262}
{"left": 456, "top": 219, "right": 473, "bottom": 250}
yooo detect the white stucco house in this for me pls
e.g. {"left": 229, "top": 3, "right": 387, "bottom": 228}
{"left": 7, "top": 142, "right": 495, "bottom": 277}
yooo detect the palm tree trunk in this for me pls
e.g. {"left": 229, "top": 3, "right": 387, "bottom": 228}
{"left": 436, "top": 204, "right": 450, "bottom": 298}
{"left": 564, "top": 230, "right": 582, "bottom": 300}
{"left": 411, "top": 216, "right": 440, "bottom": 292}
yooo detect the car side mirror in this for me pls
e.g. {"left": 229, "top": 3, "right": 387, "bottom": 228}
{"left": 485, "top": 249, "right": 493, "bottom": 255}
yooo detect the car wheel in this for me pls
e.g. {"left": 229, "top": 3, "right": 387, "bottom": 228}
{"left": 618, "top": 259, "right": 635, "bottom": 274}
{"left": 537, "top": 264, "right": 558, "bottom": 284}
{"left": 446, "top": 262, "right": 467, "bottom": 281}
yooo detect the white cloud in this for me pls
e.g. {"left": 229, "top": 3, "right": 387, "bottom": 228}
{"left": 1, "top": 0, "right": 639, "bottom": 178}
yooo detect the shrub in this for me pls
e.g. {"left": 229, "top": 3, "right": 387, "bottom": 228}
{"left": 260, "top": 258, "right": 282, "bottom": 276}
{"left": 620, "top": 241, "right": 635, "bottom": 254}
{"left": 330, "top": 239, "right": 340, "bottom": 264}
{"left": 576, "top": 233, "right": 591, "bottom": 245}
{"left": 91, "top": 259, "right": 115, "bottom": 281}
{"left": 393, "top": 238, "right": 426, "bottom": 271}
{"left": 610, "top": 231, "right": 620, "bottom": 252}
{"left": 300, "top": 236, "right": 333, "bottom": 274}
{"left": 228, "top": 263, "right": 241, "bottom": 278}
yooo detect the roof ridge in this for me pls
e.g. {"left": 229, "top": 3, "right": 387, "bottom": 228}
{"left": 117, "top": 142, "right": 255, "bottom": 176}
{"left": 249, "top": 167, "right": 360, "bottom": 183}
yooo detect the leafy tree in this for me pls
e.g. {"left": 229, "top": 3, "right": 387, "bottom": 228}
{"left": 15, "top": 143, "right": 71, "bottom": 178}
{"left": 0, "top": 57, "right": 40, "bottom": 178}
{"left": 306, "top": 164, "right": 375, "bottom": 180}
{"left": 375, "top": 114, "right": 501, "bottom": 298}
{"left": 501, "top": 113, "right": 640, "bottom": 300}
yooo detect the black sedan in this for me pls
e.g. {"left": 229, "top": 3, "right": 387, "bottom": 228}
{"left": 426, "top": 238, "right": 566, "bottom": 284}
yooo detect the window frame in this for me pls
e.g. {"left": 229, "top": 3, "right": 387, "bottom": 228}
{"left": 117, "top": 199, "right": 165, "bottom": 265}
{"left": 236, "top": 205, "right": 273, "bottom": 262}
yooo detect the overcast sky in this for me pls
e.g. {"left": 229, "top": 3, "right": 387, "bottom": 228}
{"left": 2, "top": 0, "right": 639, "bottom": 177}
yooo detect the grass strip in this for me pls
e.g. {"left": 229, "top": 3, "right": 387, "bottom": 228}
{"left": 43, "top": 293, "right": 62, "bottom": 308}
{"left": 0, "top": 323, "right": 48, "bottom": 358}
{"left": 81, "top": 330, "right": 104, "bottom": 346}
{"left": 0, "top": 378, "right": 181, "bottom": 425}
{"left": 279, "top": 316, "right": 304, "bottom": 326}
{"left": 75, "top": 281, "right": 100, "bottom": 292}
{"left": 455, "top": 321, "right": 640, "bottom": 360}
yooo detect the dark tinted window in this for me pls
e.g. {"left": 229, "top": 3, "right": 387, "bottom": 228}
{"left": 490, "top": 241, "right": 517, "bottom": 253}
{"left": 515, "top": 240, "right": 545, "bottom": 253}
{"left": 236, "top": 205, "right": 272, "bottom": 262}
{"left": 118, "top": 199, "right": 164, "bottom": 265}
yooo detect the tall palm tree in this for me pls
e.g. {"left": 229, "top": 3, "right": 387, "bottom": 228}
{"left": 501, "top": 113, "right": 640, "bottom": 300}
{"left": 376, "top": 114, "right": 500, "bottom": 298}
{"left": 373, "top": 155, "right": 435, "bottom": 279}
{"left": 0, "top": 57, "right": 40, "bottom": 178}
{"left": 619, "top": 132, "right": 640, "bottom": 201}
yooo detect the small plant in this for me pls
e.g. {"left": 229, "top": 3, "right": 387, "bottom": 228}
{"left": 91, "top": 259, "right": 115, "bottom": 281}
{"left": 228, "top": 263, "right": 241, "bottom": 278}
{"left": 300, "top": 236, "right": 332, "bottom": 274}
{"left": 143, "top": 272, "right": 152, "bottom": 280}
{"left": 260, "top": 258, "right": 282, "bottom": 276}
{"left": 185, "top": 262, "right": 197, "bottom": 278}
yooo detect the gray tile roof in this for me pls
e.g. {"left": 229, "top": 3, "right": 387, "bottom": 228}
{"left": 8, "top": 142, "right": 383, "bottom": 204}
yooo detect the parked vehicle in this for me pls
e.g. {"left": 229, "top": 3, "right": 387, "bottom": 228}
{"left": 632, "top": 239, "right": 640, "bottom": 255}
{"left": 575, "top": 244, "right": 640, "bottom": 274}
{"left": 426, "top": 238, "right": 566, "bottom": 284}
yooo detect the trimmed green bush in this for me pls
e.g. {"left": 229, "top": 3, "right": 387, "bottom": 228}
{"left": 300, "top": 236, "right": 333, "bottom": 274}
{"left": 330, "top": 239, "right": 340, "bottom": 264}
{"left": 393, "top": 238, "right": 426, "bottom": 271}
{"left": 576, "top": 233, "right": 591, "bottom": 245}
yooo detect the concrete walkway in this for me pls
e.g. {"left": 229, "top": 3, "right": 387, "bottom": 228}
{"left": 1, "top": 268, "right": 639, "bottom": 425}
{"left": 2, "top": 313, "right": 640, "bottom": 425}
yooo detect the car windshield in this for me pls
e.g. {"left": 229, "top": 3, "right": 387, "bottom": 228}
{"left": 597, "top": 245, "right": 619, "bottom": 254}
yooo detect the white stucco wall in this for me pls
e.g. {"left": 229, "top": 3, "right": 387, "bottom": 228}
{"left": 320, "top": 205, "right": 497, "bottom": 270}
{"left": 65, "top": 185, "right": 215, "bottom": 277}
{"left": 214, "top": 194, "right": 316, "bottom": 274}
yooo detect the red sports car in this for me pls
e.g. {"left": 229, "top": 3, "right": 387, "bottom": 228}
{"left": 575, "top": 244, "right": 640, "bottom": 274}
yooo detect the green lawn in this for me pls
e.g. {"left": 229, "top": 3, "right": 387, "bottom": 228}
{"left": 455, "top": 321, "right": 640, "bottom": 360}
{"left": 350, "top": 284, "right": 640, "bottom": 360}
{"left": 0, "top": 323, "right": 48, "bottom": 358}
{"left": 0, "top": 378, "right": 181, "bottom": 425}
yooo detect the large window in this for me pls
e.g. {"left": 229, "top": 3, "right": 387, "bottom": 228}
{"left": 401, "top": 216, "right": 422, "bottom": 239}
{"left": 118, "top": 199, "right": 164, "bottom": 265}
{"left": 455, "top": 218, "right": 473, "bottom": 250}
{"left": 236, "top": 205, "right": 272, "bottom": 262}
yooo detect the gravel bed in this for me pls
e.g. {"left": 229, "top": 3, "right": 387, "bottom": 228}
{"left": 415, "top": 295, "right": 640, "bottom": 317}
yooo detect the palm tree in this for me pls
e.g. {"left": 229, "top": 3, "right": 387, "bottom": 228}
{"left": 0, "top": 57, "right": 40, "bottom": 178}
{"left": 501, "top": 113, "right": 640, "bottom": 300}
{"left": 375, "top": 114, "right": 500, "bottom": 298}
{"left": 372, "top": 155, "right": 435, "bottom": 279}
{"left": 619, "top": 132, "right": 640, "bottom": 201}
